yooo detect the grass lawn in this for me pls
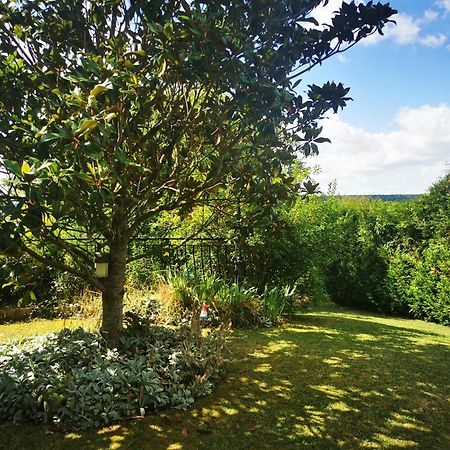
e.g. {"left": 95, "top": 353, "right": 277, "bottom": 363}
{"left": 0, "top": 318, "right": 98, "bottom": 342}
{"left": 0, "top": 306, "right": 449, "bottom": 449}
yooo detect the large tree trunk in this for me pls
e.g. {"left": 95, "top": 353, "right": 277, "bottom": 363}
{"left": 101, "top": 236, "right": 128, "bottom": 346}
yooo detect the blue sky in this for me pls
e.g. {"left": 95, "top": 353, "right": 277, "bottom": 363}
{"left": 301, "top": 0, "right": 450, "bottom": 194}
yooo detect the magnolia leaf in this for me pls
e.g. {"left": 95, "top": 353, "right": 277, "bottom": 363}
{"left": 158, "top": 59, "right": 167, "bottom": 78}
{"left": 40, "top": 132, "right": 64, "bottom": 143}
{"left": 89, "top": 81, "right": 113, "bottom": 98}
{"left": 75, "top": 120, "right": 99, "bottom": 137}
{"left": 3, "top": 160, "right": 21, "bottom": 177}
{"left": 105, "top": 113, "right": 117, "bottom": 122}
{"left": 115, "top": 148, "right": 131, "bottom": 164}
{"left": 83, "top": 142, "right": 103, "bottom": 159}
{"left": 315, "top": 137, "right": 331, "bottom": 144}
{"left": 86, "top": 162, "right": 96, "bottom": 176}
{"left": 21, "top": 162, "right": 32, "bottom": 175}
{"left": 13, "top": 24, "right": 24, "bottom": 38}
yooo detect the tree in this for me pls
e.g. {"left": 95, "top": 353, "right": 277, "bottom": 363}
{"left": 0, "top": 0, "right": 396, "bottom": 343}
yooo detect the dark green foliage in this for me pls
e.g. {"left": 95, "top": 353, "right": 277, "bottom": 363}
{"left": 0, "top": 0, "right": 396, "bottom": 338}
{"left": 0, "top": 315, "right": 228, "bottom": 429}
{"left": 212, "top": 173, "right": 448, "bottom": 324}
{"left": 413, "top": 174, "right": 450, "bottom": 241}
{"left": 288, "top": 174, "right": 449, "bottom": 324}
{"left": 0, "top": 254, "right": 55, "bottom": 308}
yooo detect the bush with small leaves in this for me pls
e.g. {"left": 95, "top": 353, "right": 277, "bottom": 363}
{"left": 0, "top": 314, "right": 228, "bottom": 429}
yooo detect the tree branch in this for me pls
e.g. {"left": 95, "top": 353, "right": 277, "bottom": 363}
{"left": 21, "top": 244, "right": 105, "bottom": 292}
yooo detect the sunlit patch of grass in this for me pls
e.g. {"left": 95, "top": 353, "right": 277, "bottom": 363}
{"left": 0, "top": 318, "right": 97, "bottom": 342}
{"left": 1, "top": 305, "right": 449, "bottom": 450}
{"left": 372, "top": 433, "right": 421, "bottom": 448}
{"left": 327, "top": 401, "right": 358, "bottom": 412}
{"left": 167, "top": 443, "right": 183, "bottom": 450}
{"left": 310, "top": 384, "right": 348, "bottom": 399}
{"left": 63, "top": 433, "right": 81, "bottom": 440}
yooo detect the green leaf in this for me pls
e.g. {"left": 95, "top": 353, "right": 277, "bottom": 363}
{"left": 104, "top": 113, "right": 117, "bottom": 122}
{"left": 83, "top": 142, "right": 103, "bottom": 159}
{"left": 115, "top": 148, "right": 131, "bottom": 164}
{"left": 158, "top": 59, "right": 167, "bottom": 78}
{"left": 40, "top": 132, "right": 64, "bottom": 143}
{"left": 75, "top": 120, "right": 99, "bottom": 137}
{"left": 13, "top": 24, "right": 24, "bottom": 38}
{"left": 89, "top": 81, "right": 113, "bottom": 98}
{"left": 3, "top": 160, "right": 21, "bottom": 177}
{"left": 315, "top": 137, "right": 331, "bottom": 144}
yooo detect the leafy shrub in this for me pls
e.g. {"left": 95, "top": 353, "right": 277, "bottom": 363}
{"left": 407, "top": 239, "right": 450, "bottom": 324}
{"left": 127, "top": 256, "right": 163, "bottom": 290}
{"left": 0, "top": 254, "right": 56, "bottom": 309}
{"left": 385, "top": 249, "right": 417, "bottom": 315}
{"left": 0, "top": 315, "right": 228, "bottom": 429}
{"left": 153, "top": 272, "right": 298, "bottom": 328}
{"left": 386, "top": 239, "right": 450, "bottom": 325}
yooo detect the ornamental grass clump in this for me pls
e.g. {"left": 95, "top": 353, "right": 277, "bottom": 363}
{"left": 155, "top": 271, "right": 300, "bottom": 328}
{"left": 0, "top": 314, "right": 228, "bottom": 430}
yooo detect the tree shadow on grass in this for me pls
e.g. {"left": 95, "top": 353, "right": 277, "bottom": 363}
{"left": 1, "top": 309, "right": 449, "bottom": 450}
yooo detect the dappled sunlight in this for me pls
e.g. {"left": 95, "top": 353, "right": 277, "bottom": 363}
{"left": 1, "top": 307, "right": 449, "bottom": 449}
{"left": 326, "top": 401, "right": 359, "bottom": 413}
{"left": 249, "top": 339, "right": 294, "bottom": 358}
{"left": 167, "top": 443, "right": 183, "bottom": 450}
{"left": 372, "top": 433, "right": 420, "bottom": 448}
{"left": 64, "top": 432, "right": 81, "bottom": 440}
{"left": 322, "top": 356, "right": 351, "bottom": 368}
{"left": 338, "top": 349, "right": 371, "bottom": 359}
{"left": 253, "top": 363, "right": 272, "bottom": 373}
{"left": 386, "top": 412, "right": 430, "bottom": 432}
{"left": 0, "top": 318, "right": 98, "bottom": 343}
{"left": 354, "top": 333, "right": 380, "bottom": 342}
{"left": 97, "top": 425, "right": 121, "bottom": 435}
{"left": 310, "top": 384, "right": 347, "bottom": 399}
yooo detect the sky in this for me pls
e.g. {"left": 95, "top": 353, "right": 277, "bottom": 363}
{"left": 301, "top": 0, "right": 450, "bottom": 195}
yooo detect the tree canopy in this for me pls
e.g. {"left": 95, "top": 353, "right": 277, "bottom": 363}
{"left": 0, "top": 0, "right": 396, "bottom": 341}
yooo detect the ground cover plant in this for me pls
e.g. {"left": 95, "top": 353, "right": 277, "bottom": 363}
{"left": 0, "top": 314, "right": 227, "bottom": 430}
{"left": 0, "top": 305, "right": 448, "bottom": 449}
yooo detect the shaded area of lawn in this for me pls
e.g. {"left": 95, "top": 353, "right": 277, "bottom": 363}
{"left": 1, "top": 307, "right": 449, "bottom": 449}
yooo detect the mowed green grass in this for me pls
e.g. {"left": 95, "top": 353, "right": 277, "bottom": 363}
{"left": 0, "top": 306, "right": 449, "bottom": 450}
{"left": 0, "top": 318, "right": 98, "bottom": 342}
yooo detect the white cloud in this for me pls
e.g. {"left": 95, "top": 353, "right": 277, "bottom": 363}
{"left": 420, "top": 33, "right": 447, "bottom": 47}
{"left": 364, "top": 11, "right": 447, "bottom": 48}
{"left": 310, "top": 4, "right": 447, "bottom": 49}
{"left": 437, "top": 0, "right": 450, "bottom": 13}
{"left": 387, "top": 13, "right": 421, "bottom": 44}
{"left": 421, "top": 9, "right": 440, "bottom": 23}
{"left": 310, "top": 105, "right": 450, "bottom": 194}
